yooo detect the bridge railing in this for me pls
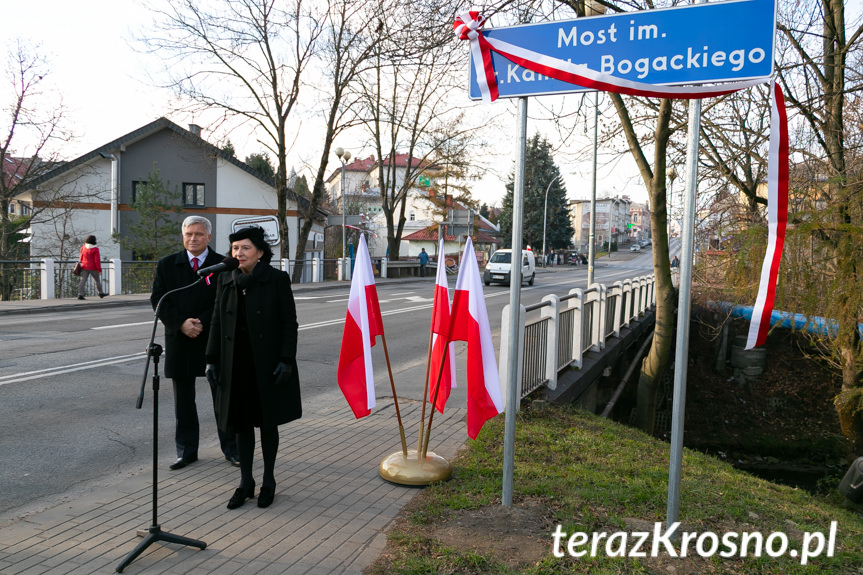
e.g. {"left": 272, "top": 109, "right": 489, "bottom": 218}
{"left": 499, "top": 275, "right": 656, "bottom": 404}
{"left": 0, "top": 256, "right": 401, "bottom": 301}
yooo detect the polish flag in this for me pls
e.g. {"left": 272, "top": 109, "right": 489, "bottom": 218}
{"left": 337, "top": 234, "right": 384, "bottom": 418}
{"left": 429, "top": 238, "right": 457, "bottom": 413}
{"left": 448, "top": 237, "right": 504, "bottom": 438}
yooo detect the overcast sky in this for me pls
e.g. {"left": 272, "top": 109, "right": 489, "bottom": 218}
{"left": 10, "top": 0, "right": 854, "bottom": 207}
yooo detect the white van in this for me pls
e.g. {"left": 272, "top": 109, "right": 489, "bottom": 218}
{"left": 483, "top": 249, "right": 536, "bottom": 286}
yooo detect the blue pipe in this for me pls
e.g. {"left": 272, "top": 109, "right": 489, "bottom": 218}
{"left": 707, "top": 302, "right": 863, "bottom": 339}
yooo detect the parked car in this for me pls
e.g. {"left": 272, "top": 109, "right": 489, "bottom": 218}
{"left": 630, "top": 244, "right": 641, "bottom": 252}
{"left": 483, "top": 249, "right": 536, "bottom": 286}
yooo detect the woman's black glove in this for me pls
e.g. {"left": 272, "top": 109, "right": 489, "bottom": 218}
{"left": 206, "top": 363, "right": 219, "bottom": 388}
{"left": 273, "top": 362, "right": 292, "bottom": 386}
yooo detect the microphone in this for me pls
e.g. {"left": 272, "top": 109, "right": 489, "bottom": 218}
{"left": 197, "top": 257, "right": 240, "bottom": 277}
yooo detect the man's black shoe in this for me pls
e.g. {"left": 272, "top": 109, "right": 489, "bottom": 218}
{"left": 226, "top": 454, "right": 241, "bottom": 467}
{"left": 169, "top": 455, "right": 198, "bottom": 470}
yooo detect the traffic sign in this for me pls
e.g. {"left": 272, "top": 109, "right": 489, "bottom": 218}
{"left": 232, "top": 215, "right": 280, "bottom": 246}
{"left": 468, "top": 0, "right": 775, "bottom": 99}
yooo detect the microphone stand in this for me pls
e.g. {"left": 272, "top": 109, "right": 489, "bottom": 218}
{"left": 116, "top": 279, "right": 208, "bottom": 572}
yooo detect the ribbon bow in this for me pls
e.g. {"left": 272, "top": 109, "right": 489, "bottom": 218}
{"left": 454, "top": 11, "right": 498, "bottom": 103}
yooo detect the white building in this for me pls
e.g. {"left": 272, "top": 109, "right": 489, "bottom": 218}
{"left": 20, "top": 118, "right": 317, "bottom": 261}
{"left": 569, "top": 196, "right": 633, "bottom": 251}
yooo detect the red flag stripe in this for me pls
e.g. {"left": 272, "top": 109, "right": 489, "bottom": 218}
{"left": 429, "top": 238, "right": 456, "bottom": 414}
{"left": 337, "top": 314, "right": 372, "bottom": 418}
{"left": 336, "top": 234, "right": 382, "bottom": 418}
{"left": 448, "top": 237, "right": 504, "bottom": 438}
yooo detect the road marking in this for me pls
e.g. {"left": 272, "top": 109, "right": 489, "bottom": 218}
{"left": 91, "top": 321, "right": 152, "bottom": 330}
{"left": 0, "top": 353, "right": 146, "bottom": 386}
{"left": 3, "top": 286, "right": 538, "bottom": 383}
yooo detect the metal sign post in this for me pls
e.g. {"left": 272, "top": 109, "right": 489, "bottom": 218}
{"left": 502, "top": 98, "right": 528, "bottom": 507}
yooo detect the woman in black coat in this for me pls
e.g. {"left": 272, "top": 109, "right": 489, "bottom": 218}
{"left": 205, "top": 226, "right": 301, "bottom": 509}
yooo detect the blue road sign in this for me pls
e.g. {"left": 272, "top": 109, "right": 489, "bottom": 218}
{"left": 468, "top": 0, "right": 776, "bottom": 99}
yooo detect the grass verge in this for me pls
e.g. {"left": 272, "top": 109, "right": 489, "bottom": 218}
{"left": 366, "top": 404, "right": 863, "bottom": 574}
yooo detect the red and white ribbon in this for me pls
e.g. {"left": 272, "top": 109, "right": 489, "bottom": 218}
{"left": 745, "top": 82, "right": 788, "bottom": 349}
{"left": 454, "top": 11, "right": 767, "bottom": 103}
{"left": 455, "top": 12, "right": 789, "bottom": 349}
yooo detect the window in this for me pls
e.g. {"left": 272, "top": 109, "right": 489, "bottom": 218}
{"left": 7, "top": 204, "right": 15, "bottom": 215}
{"left": 20, "top": 204, "right": 30, "bottom": 216}
{"left": 409, "top": 211, "right": 415, "bottom": 221}
{"left": 131, "top": 181, "right": 147, "bottom": 204}
{"left": 184, "top": 183, "right": 205, "bottom": 207}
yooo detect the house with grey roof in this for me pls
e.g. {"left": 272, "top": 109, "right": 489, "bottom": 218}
{"left": 18, "top": 118, "right": 322, "bottom": 263}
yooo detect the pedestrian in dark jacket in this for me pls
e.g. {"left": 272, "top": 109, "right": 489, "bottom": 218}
{"left": 206, "top": 226, "right": 301, "bottom": 510}
{"left": 77, "top": 235, "right": 107, "bottom": 299}
{"left": 151, "top": 216, "right": 239, "bottom": 471}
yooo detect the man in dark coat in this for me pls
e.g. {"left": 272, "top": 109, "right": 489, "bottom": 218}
{"left": 151, "top": 215, "right": 239, "bottom": 470}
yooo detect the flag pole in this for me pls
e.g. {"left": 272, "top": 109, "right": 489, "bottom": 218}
{"left": 422, "top": 341, "right": 452, "bottom": 459}
{"left": 417, "top": 249, "right": 447, "bottom": 459}
{"left": 379, "top": 333, "right": 452, "bottom": 485}
{"left": 417, "top": 323, "right": 435, "bottom": 458}
{"left": 380, "top": 334, "right": 408, "bottom": 457}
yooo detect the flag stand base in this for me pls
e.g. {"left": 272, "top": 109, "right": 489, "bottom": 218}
{"left": 379, "top": 449, "right": 452, "bottom": 486}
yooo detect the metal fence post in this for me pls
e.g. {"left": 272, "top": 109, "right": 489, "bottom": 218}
{"left": 598, "top": 283, "right": 608, "bottom": 350}
{"left": 568, "top": 288, "right": 585, "bottom": 369}
{"left": 41, "top": 258, "right": 55, "bottom": 300}
{"left": 381, "top": 257, "right": 387, "bottom": 279}
{"left": 109, "top": 259, "right": 121, "bottom": 295}
{"left": 622, "top": 279, "right": 633, "bottom": 326}
{"left": 611, "top": 281, "right": 623, "bottom": 338}
{"left": 498, "top": 303, "right": 526, "bottom": 412}
{"left": 541, "top": 294, "right": 560, "bottom": 390}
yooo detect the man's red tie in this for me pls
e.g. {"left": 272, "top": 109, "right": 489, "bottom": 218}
{"left": 192, "top": 257, "right": 199, "bottom": 272}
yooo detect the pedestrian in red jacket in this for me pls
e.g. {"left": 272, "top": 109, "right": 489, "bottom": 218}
{"left": 77, "top": 235, "right": 107, "bottom": 300}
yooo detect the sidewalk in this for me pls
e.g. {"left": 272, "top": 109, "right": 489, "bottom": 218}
{"left": 0, "top": 276, "right": 472, "bottom": 574}
{"left": 0, "top": 393, "right": 468, "bottom": 574}
{"left": 0, "top": 263, "right": 586, "bottom": 572}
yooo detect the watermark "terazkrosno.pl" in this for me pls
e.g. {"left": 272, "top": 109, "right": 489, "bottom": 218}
{"left": 552, "top": 521, "right": 838, "bottom": 566}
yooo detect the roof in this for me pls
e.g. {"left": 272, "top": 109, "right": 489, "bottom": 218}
{"left": 3, "top": 156, "right": 33, "bottom": 188}
{"left": 402, "top": 226, "right": 500, "bottom": 244}
{"left": 325, "top": 155, "right": 377, "bottom": 184}
{"left": 21, "top": 117, "right": 314, "bottom": 211}
{"left": 345, "top": 155, "right": 376, "bottom": 172}
{"left": 379, "top": 153, "right": 438, "bottom": 170}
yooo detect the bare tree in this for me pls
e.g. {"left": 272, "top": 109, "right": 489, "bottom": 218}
{"left": 529, "top": 0, "right": 679, "bottom": 432}
{"left": 0, "top": 40, "right": 73, "bottom": 299}
{"left": 695, "top": 86, "right": 772, "bottom": 221}
{"left": 292, "top": 0, "right": 381, "bottom": 283}
{"left": 773, "top": 0, "right": 863, "bottom": 454}
{"left": 144, "top": 0, "right": 325, "bottom": 260}
{"left": 355, "top": 0, "right": 480, "bottom": 260}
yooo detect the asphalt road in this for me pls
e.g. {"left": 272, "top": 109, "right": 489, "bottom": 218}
{"left": 0, "top": 249, "right": 657, "bottom": 520}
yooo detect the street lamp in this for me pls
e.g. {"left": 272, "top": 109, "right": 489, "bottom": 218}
{"left": 335, "top": 147, "right": 351, "bottom": 280}
{"left": 607, "top": 196, "right": 620, "bottom": 259}
{"left": 542, "top": 174, "right": 564, "bottom": 267}
{"left": 666, "top": 167, "right": 678, "bottom": 239}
